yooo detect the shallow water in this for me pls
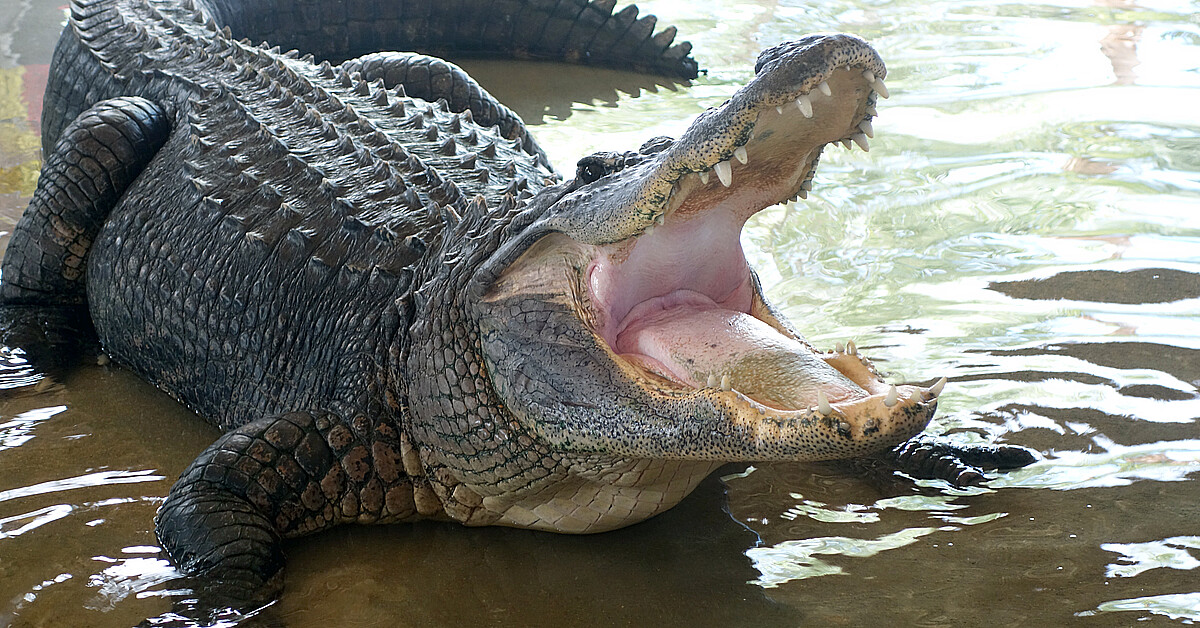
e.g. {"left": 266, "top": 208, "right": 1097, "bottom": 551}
{"left": 1, "top": 0, "right": 1198, "bottom": 626}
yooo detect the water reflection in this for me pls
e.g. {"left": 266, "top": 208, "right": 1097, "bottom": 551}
{"left": 86, "top": 549, "right": 179, "bottom": 612}
{"left": 1102, "top": 535, "right": 1200, "bottom": 578}
{"left": 748, "top": 526, "right": 940, "bottom": 585}
{"left": 1093, "top": 591, "right": 1200, "bottom": 623}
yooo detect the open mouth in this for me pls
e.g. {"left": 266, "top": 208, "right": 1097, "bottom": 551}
{"left": 479, "top": 35, "right": 939, "bottom": 460}
{"left": 581, "top": 42, "right": 943, "bottom": 433}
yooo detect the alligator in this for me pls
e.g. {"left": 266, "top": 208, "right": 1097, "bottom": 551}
{"left": 0, "top": 0, "right": 1035, "bottom": 610}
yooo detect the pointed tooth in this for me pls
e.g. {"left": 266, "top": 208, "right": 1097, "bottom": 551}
{"left": 720, "top": 374, "right": 731, "bottom": 391}
{"left": 775, "top": 105, "right": 785, "bottom": 114}
{"left": 929, "top": 376, "right": 947, "bottom": 397}
{"left": 714, "top": 160, "right": 733, "bottom": 187}
{"left": 655, "top": 213, "right": 665, "bottom": 225}
{"left": 817, "top": 390, "right": 833, "bottom": 416}
{"left": 851, "top": 133, "right": 870, "bottom": 152}
{"left": 707, "top": 373, "right": 718, "bottom": 388}
{"left": 846, "top": 340, "right": 857, "bottom": 355}
{"left": 866, "top": 104, "right": 878, "bottom": 117}
{"left": 797, "top": 189, "right": 807, "bottom": 199}
{"left": 699, "top": 170, "right": 709, "bottom": 185}
{"left": 872, "top": 77, "right": 890, "bottom": 98}
{"left": 796, "top": 95, "right": 813, "bottom": 118}
{"left": 800, "top": 180, "right": 813, "bottom": 191}
{"left": 883, "top": 384, "right": 899, "bottom": 408}
{"left": 834, "top": 342, "right": 845, "bottom": 353}
{"left": 643, "top": 224, "right": 655, "bottom": 237}
{"left": 818, "top": 81, "right": 832, "bottom": 97}
{"left": 734, "top": 146, "right": 748, "bottom": 164}
{"left": 864, "top": 70, "right": 876, "bottom": 84}
{"left": 840, "top": 139, "right": 852, "bottom": 149}
{"left": 859, "top": 119, "right": 874, "bottom": 138}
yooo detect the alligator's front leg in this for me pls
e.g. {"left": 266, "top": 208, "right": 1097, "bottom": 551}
{"left": 0, "top": 97, "right": 168, "bottom": 390}
{"left": 3, "top": 97, "right": 169, "bottom": 305}
{"left": 156, "top": 410, "right": 422, "bottom": 606}
{"left": 883, "top": 435, "right": 1039, "bottom": 486}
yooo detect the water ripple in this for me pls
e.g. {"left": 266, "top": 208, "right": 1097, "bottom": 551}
{"left": 0, "top": 405, "right": 67, "bottom": 451}
{"left": 747, "top": 527, "right": 940, "bottom": 587}
{"left": 995, "top": 437, "right": 1200, "bottom": 489}
{"left": 1091, "top": 591, "right": 1200, "bottom": 622}
{"left": 0, "top": 469, "right": 165, "bottom": 504}
{"left": 1102, "top": 536, "right": 1200, "bottom": 578}
{"left": 0, "top": 504, "right": 72, "bottom": 539}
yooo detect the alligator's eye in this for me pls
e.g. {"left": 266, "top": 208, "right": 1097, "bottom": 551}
{"left": 577, "top": 160, "right": 608, "bottom": 184}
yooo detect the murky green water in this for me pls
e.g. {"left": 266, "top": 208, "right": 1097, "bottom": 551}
{"left": 1, "top": 0, "right": 1198, "bottom": 626}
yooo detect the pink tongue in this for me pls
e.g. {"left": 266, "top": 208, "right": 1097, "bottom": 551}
{"left": 614, "top": 292, "right": 864, "bottom": 410}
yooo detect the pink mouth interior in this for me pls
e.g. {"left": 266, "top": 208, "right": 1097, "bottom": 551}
{"left": 586, "top": 190, "right": 865, "bottom": 410}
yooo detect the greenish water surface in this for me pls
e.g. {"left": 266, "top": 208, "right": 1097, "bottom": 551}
{"left": 0, "top": 0, "right": 1198, "bottom": 626}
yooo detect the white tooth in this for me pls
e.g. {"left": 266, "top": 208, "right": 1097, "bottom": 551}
{"left": 720, "top": 374, "right": 731, "bottom": 391}
{"left": 840, "top": 139, "right": 852, "bottom": 149}
{"left": 699, "top": 171, "right": 709, "bottom": 185}
{"left": 707, "top": 373, "right": 718, "bottom": 388}
{"left": 800, "top": 179, "right": 813, "bottom": 191}
{"left": 929, "top": 376, "right": 947, "bottom": 397}
{"left": 864, "top": 70, "right": 876, "bottom": 84}
{"left": 834, "top": 342, "right": 845, "bottom": 353}
{"left": 797, "top": 189, "right": 807, "bottom": 199}
{"left": 714, "top": 160, "right": 733, "bottom": 187}
{"left": 643, "top": 225, "right": 655, "bottom": 237}
{"left": 818, "top": 81, "right": 832, "bottom": 97}
{"left": 796, "top": 95, "right": 813, "bottom": 118}
{"left": 656, "top": 213, "right": 665, "bottom": 225}
{"left": 859, "top": 119, "right": 874, "bottom": 138}
{"left": 775, "top": 105, "right": 784, "bottom": 114}
{"left": 883, "top": 384, "right": 899, "bottom": 408}
{"left": 817, "top": 390, "right": 833, "bottom": 416}
{"left": 873, "top": 77, "right": 890, "bottom": 98}
{"left": 866, "top": 104, "right": 878, "bottom": 117}
{"left": 851, "top": 133, "right": 870, "bottom": 152}
{"left": 734, "top": 146, "right": 748, "bottom": 164}
{"left": 846, "top": 340, "right": 857, "bottom": 355}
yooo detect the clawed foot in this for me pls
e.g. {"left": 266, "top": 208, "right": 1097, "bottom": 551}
{"left": 884, "top": 436, "right": 1039, "bottom": 487}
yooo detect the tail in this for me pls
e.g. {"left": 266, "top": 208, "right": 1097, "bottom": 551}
{"left": 196, "top": 0, "right": 698, "bottom": 78}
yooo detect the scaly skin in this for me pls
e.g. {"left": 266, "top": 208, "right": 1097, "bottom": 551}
{"left": 0, "top": 0, "right": 1035, "bottom": 609}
